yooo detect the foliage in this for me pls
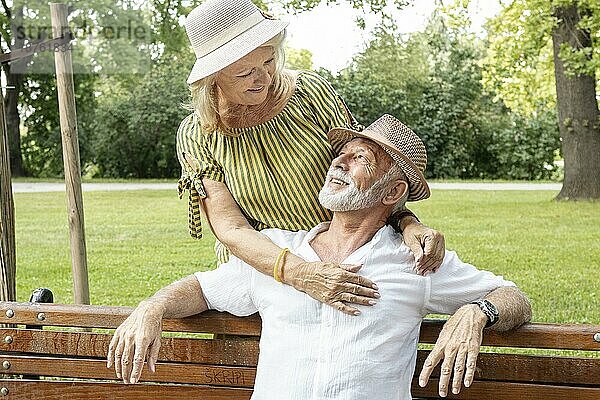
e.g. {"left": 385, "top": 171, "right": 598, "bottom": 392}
{"left": 482, "top": 0, "right": 599, "bottom": 115}
{"left": 285, "top": 46, "right": 314, "bottom": 70}
{"left": 90, "top": 59, "right": 191, "bottom": 178}
{"left": 324, "top": 16, "right": 560, "bottom": 180}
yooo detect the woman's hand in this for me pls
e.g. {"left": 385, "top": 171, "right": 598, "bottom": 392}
{"left": 107, "top": 301, "right": 164, "bottom": 384}
{"left": 418, "top": 304, "right": 487, "bottom": 397}
{"left": 402, "top": 220, "right": 445, "bottom": 275}
{"left": 285, "top": 261, "right": 380, "bottom": 315}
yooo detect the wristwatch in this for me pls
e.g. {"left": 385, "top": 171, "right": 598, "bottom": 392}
{"left": 471, "top": 299, "right": 499, "bottom": 327}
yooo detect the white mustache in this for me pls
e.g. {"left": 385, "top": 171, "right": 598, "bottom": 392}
{"left": 326, "top": 168, "right": 354, "bottom": 186}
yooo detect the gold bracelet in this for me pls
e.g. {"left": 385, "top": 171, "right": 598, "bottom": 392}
{"left": 274, "top": 248, "right": 289, "bottom": 283}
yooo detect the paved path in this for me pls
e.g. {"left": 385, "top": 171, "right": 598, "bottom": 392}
{"left": 11, "top": 182, "right": 562, "bottom": 193}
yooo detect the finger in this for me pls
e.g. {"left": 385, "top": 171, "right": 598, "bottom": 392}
{"left": 417, "top": 256, "right": 437, "bottom": 276}
{"left": 343, "top": 272, "right": 378, "bottom": 290}
{"left": 121, "top": 336, "right": 134, "bottom": 384}
{"left": 114, "top": 336, "right": 125, "bottom": 379}
{"left": 439, "top": 349, "right": 459, "bottom": 398}
{"left": 419, "top": 347, "right": 444, "bottom": 387}
{"left": 130, "top": 337, "right": 150, "bottom": 384}
{"left": 405, "top": 237, "right": 424, "bottom": 264}
{"left": 452, "top": 348, "right": 468, "bottom": 395}
{"left": 463, "top": 346, "right": 481, "bottom": 388}
{"left": 107, "top": 332, "right": 118, "bottom": 368}
{"left": 416, "top": 234, "right": 435, "bottom": 270}
{"left": 342, "top": 283, "right": 380, "bottom": 299}
{"left": 338, "top": 292, "right": 377, "bottom": 306}
{"left": 339, "top": 264, "right": 362, "bottom": 273}
{"left": 430, "top": 237, "right": 446, "bottom": 272}
{"left": 331, "top": 300, "right": 361, "bottom": 316}
{"left": 147, "top": 337, "right": 162, "bottom": 373}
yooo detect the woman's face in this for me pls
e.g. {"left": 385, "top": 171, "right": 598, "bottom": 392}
{"left": 215, "top": 46, "right": 276, "bottom": 106}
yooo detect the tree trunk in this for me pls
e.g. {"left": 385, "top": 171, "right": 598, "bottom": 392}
{"left": 0, "top": 87, "right": 17, "bottom": 302}
{"left": 3, "top": 5, "right": 26, "bottom": 177}
{"left": 4, "top": 67, "right": 25, "bottom": 177}
{"left": 552, "top": 4, "right": 600, "bottom": 200}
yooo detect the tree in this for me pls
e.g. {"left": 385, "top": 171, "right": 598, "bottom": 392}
{"left": 484, "top": 0, "right": 599, "bottom": 199}
{"left": 324, "top": 16, "right": 559, "bottom": 180}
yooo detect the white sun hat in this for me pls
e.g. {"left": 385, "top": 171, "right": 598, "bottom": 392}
{"left": 184, "top": 0, "right": 289, "bottom": 84}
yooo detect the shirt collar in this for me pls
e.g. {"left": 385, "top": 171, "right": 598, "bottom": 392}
{"left": 297, "top": 221, "right": 394, "bottom": 265}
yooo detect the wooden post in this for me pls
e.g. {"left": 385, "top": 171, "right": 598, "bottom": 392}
{"left": 0, "top": 87, "right": 16, "bottom": 302}
{"left": 50, "top": 3, "right": 90, "bottom": 305}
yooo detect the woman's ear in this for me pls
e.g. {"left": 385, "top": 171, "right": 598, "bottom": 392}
{"left": 382, "top": 179, "right": 408, "bottom": 206}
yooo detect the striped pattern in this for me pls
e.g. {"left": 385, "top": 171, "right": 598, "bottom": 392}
{"left": 176, "top": 71, "right": 361, "bottom": 263}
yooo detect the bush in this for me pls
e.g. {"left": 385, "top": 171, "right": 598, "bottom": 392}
{"left": 91, "top": 59, "right": 191, "bottom": 178}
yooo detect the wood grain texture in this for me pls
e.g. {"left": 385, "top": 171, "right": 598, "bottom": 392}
{"left": 0, "top": 89, "right": 16, "bottom": 302}
{"left": 415, "top": 350, "right": 600, "bottom": 386}
{"left": 0, "top": 302, "right": 262, "bottom": 335}
{"left": 0, "top": 355, "right": 256, "bottom": 386}
{"left": 411, "top": 378, "right": 600, "bottom": 399}
{"left": 0, "top": 328, "right": 260, "bottom": 366}
{"left": 50, "top": 2, "right": 89, "bottom": 305}
{"left": 0, "top": 380, "right": 252, "bottom": 400}
{"left": 419, "top": 318, "right": 600, "bottom": 351}
{"left": 1, "top": 302, "right": 598, "bottom": 350}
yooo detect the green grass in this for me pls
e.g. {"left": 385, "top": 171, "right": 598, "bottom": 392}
{"left": 13, "top": 189, "right": 600, "bottom": 325}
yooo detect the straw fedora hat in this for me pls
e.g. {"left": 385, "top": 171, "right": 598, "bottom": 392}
{"left": 184, "top": 0, "right": 288, "bottom": 84}
{"left": 328, "top": 114, "right": 430, "bottom": 201}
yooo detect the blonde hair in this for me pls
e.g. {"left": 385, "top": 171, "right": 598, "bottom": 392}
{"left": 185, "top": 30, "right": 292, "bottom": 134}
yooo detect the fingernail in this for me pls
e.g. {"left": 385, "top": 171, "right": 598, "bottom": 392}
{"left": 353, "top": 310, "right": 361, "bottom": 316}
{"left": 368, "top": 300, "right": 377, "bottom": 305}
{"left": 130, "top": 377, "right": 136, "bottom": 384}
{"left": 372, "top": 284, "right": 379, "bottom": 290}
{"left": 465, "top": 380, "right": 471, "bottom": 387}
{"left": 419, "top": 379, "right": 425, "bottom": 387}
{"left": 453, "top": 388, "right": 459, "bottom": 394}
{"left": 374, "top": 292, "right": 381, "bottom": 298}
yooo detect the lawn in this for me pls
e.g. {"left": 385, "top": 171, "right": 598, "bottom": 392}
{"left": 13, "top": 189, "right": 600, "bottom": 325}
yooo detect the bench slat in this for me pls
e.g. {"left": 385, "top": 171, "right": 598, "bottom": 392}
{"left": 2, "top": 302, "right": 599, "bottom": 351}
{"left": 0, "top": 302, "right": 262, "bottom": 336}
{"left": 0, "top": 328, "right": 259, "bottom": 367}
{"left": 0, "top": 380, "right": 252, "bottom": 400}
{"left": 419, "top": 319, "right": 600, "bottom": 351}
{"left": 415, "top": 350, "right": 600, "bottom": 386}
{"left": 411, "top": 378, "right": 600, "bottom": 399}
{"left": 0, "top": 355, "right": 256, "bottom": 387}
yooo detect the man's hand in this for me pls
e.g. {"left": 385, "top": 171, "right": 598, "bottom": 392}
{"left": 107, "top": 301, "right": 164, "bottom": 384}
{"left": 402, "top": 220, "right": 445, "bottom": 275}
{"left": 286, "top": 262, "right": 380, "bottom": 316}
{"left": 419, "top": 304, "right": 487, "bottom": 397}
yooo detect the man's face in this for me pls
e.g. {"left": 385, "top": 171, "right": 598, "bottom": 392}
{"left": 319, "top": 138, "right": 395, "bottom": 212}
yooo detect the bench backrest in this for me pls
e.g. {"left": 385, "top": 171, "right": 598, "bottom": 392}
{"left": 0, "top": 301, "right": 599, "bottom": 399}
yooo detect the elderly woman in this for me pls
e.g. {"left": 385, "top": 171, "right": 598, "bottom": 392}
{"left": 176, "top": 0, "right": 445, "bottom": 314}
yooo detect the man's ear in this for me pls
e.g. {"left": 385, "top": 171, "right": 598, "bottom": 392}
{"left": 382, "top": 179, "right": 408, "bottom": 206}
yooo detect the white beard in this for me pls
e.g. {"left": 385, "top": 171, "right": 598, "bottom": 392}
{"left": 318, "top": 168, "right": 392, "bottom": 212}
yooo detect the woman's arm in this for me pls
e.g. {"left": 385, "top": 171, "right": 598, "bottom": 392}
{"left": 390, "top": 209, "right": 446, "bottom": 275}
{"left": 201, "top": 179, "right": 379, "bottom": 315}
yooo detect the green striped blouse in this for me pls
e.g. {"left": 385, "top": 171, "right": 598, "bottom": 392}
{"left": 176, "top": 71, "right": 362, "bottom": 264}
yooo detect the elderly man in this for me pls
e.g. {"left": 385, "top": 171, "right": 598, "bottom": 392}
{"left": 108, "top": 114, "right": 531, "bottom": 399}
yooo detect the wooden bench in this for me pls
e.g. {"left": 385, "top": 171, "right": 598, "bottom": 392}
{"left": 0, "top": 300, "right": 599, "bottom": 399}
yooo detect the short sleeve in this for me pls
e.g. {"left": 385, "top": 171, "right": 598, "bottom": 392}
{"left": 298, "top": 71, "right": 363, "bottom": 134}
{"left": 195, "top": 256, "right": 258, "bottom": 317}
{"left": 176, "top": 114, "right": 225, "bottom": 239}
{"left": 424, "top": 250, "right": 516, "bottom": 315}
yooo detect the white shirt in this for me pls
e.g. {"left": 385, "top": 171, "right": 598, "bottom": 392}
{"left": 196, "top": 222, "right": 515, "bottom": 400}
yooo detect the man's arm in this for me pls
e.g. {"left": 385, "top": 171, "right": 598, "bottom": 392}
{"left": 419, "top": 286, "right": 532, "bottom": 397}
{"left": 107, "top": 275, "right": 208, "bottom": 385}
